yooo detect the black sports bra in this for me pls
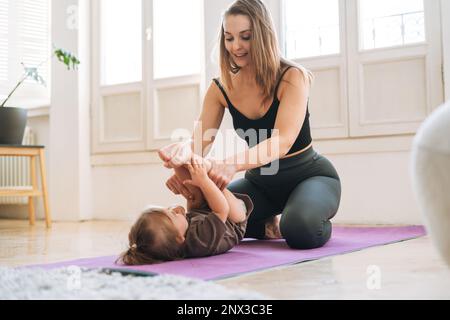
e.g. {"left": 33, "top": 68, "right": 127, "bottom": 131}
{"left": 213, "top": 66, "right": 312, "bottom": 155}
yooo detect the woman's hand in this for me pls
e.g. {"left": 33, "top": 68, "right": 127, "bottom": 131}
{"left": 207, "top": 159, "right": 238, "bottom": 191}
{"left": 158, "top": 141, "right": 192, "bottom": 168}
{"left": 165, "top": 174, "right": 194, "bottom": 200}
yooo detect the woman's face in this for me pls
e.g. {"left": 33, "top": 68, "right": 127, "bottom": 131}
{"left": 223, "top": 14, "right": 252, "bottom": 68}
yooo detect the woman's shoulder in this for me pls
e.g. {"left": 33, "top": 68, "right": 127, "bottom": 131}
{"left": 277, "top": 65, "right": 311, "bottom": 98}
{"left": 281, "top": 59, "right": 312, "bottom": 79}
{"left": 210, "top": 73, "right": 239, "bottom": 107}
{"left": 281, "top": 64, "right": 307, "bottom": 80}
{"left": 212, "top": 72, "right": 237, "bottom": 90}
{"left": 208, "top": 77, "right": 229, "bottom": 109}
{"left": 282, "top": 67, "right": 306, "bottom": 84}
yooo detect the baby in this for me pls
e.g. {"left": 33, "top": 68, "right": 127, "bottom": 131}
{"left": 118, "top": 153, "right": 254, "bottom": 265}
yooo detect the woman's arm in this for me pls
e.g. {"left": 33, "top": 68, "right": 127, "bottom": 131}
{"left": 190, "top": 81, "right": 225, "bottom": 157}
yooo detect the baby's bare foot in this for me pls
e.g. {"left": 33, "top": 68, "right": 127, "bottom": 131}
{"left": 264, "top": 214, "right": 283, "bottom": 239}
{"left": 159, "top": 142, "right": 192, "bottom": 167}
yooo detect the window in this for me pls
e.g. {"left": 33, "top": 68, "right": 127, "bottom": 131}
{"left": 92, "top": 0, "right": 204, "bottom": 154}
{"left": 359, "top": 0, "right": 425, "bottom": 50}
{"left": 284, "top": 0, "right": 340, "bottom": 59}
{"left": 0, "top": 0, "right": 50, "bottom": 100}
{"left": 282, "top": 0, "right": 442, "bottom": 140}
{"left": 152, "top": 0, "right": 202, "bottom": 79}
{"left": 100, "top": 0, "right": 142, "bottom": 86}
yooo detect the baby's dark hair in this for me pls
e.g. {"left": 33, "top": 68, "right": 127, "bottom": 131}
{"left": 117, "top": 208, "right": 185, "bottom": 265}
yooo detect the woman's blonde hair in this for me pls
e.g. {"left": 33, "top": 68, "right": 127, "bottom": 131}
{"left": 219, "top": 0, "right": 313, "bottom": 108}
{"left": 117, "top": 208, "right": 185, "bottom": 265}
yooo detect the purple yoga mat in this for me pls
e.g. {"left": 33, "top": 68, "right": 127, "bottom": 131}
{"left": 27, "top": 226, "right": 425, "bottom": 280}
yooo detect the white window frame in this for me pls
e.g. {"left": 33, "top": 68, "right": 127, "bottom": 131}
{"left": 347, "top": 0, "right": 443, "bottom": 137}
{"left": 91, "top": 0, "right": 204, "bottom": 155}
{"left": 280, "top": 0, "right": 444, "bottom": 140}
{"left": 280, "top": 0, "right": 349, "bottom": 140}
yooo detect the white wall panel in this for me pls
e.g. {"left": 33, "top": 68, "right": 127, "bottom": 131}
{"left": 154, "top": 85, "right": 200, "bottom": 139}
{"left": 361, "top": 58, "right": 427, "bottom": 124}
{"left": 102, "top": 92, "right": 142, "bottom": 142}
{"left": 309, "top": 68, "right": 344, "bottom": 128}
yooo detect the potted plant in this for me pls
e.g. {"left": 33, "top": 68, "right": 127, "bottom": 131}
{"left": 0, "top": 46, "right": 80, "bottom": 145}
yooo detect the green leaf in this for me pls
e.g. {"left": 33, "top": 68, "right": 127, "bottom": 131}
{"left": 54, "top": 47, "right": 80, "bottom": 71}
{"left": 23, "top": 66, "right": 45, "bottom": 85}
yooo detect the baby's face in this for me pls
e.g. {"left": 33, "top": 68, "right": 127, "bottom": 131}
{"left": 164, "top": 205, "right": 188, "bottom": 239}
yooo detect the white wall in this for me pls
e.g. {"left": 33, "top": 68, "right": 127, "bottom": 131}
{"left": 49, "top": 0, "right": 92, "bottom": 221}
{"left": 326, "top": 151, "right": 422, "bottom": 225}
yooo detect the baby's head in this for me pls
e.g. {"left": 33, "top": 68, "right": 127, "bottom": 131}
{"left": 118, "top": 205, "right": 188, "bottom": 265}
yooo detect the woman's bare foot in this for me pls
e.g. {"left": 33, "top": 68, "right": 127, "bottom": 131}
{"left": 264, "top": 214, "right": 283, "bottom": 239}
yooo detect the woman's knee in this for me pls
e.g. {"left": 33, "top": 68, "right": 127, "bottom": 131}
{"left": 226, "top": 178, "right": 248, "bottom": 194}
{"left": 280, "top": 208, "right": 332, "bottom": 249}
{"left": 279, "top": 176, "right": 341, "bottom": 249}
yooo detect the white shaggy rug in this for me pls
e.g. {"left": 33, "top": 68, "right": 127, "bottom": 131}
{"left": 0, "top": 267, "right": 266, "bottom": 300}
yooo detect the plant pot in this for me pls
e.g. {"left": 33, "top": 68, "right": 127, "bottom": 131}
{"left": 0, "top": 107, "right": 28, "bottom": 145}
{"left": 411, "top": 100, "right": 450, "bottom": 267}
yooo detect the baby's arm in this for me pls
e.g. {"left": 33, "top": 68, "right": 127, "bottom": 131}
{"left": 184, "top": 156, "right": 229, "bottom": 223}
{"left": 182, "top": 154, "right": 246, "bottom": 223}
{"left": 197, "top": 182, "right": 246, "bottom": 224}
{"left": 196, "top": 178, "right": 230, "bottom": 223}
{"left": 222, "top": 189, "right": 247, "bottom": 223}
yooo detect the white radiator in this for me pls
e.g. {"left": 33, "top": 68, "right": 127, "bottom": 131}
{"left": 0, "top": 127, "right": 35, "bottom": 204}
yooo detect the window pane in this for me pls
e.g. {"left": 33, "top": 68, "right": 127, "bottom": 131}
{"left": 359, "top": 0, "right": 425, "bottom": 50}
{"left": 18, "top": 0, "right": 50, "bottom": 85}
{"left": 153, "top": 0, "right": 202, "bottom": 79}
{"left": 101, "top": 0, "right": 142, "bottom": 86}
{"left": 284, "top": 0, "right": 340, "bottom": 59}
{"left": 0, "top": 0, "right": 8, "bottom": 82}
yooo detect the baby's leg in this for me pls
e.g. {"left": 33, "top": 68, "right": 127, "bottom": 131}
{"left": 173, "top": 166, "right": 205, "bottom": 209}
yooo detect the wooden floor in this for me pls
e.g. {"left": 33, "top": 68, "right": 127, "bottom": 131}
{"left": 1, "top": 219, "right": 449, "bottom": 299}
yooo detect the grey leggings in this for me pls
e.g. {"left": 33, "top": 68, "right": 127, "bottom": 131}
{"left": 227, "top": 147, "right": 341, "bottom": 249}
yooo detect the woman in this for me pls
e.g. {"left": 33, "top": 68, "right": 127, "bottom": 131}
{"left": 160, "top": 0, "right": 341, "bottom": 249}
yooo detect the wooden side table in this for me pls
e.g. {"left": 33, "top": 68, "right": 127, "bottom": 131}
{"left": 0, "top": 145, "right": 51, "bottom": 227}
